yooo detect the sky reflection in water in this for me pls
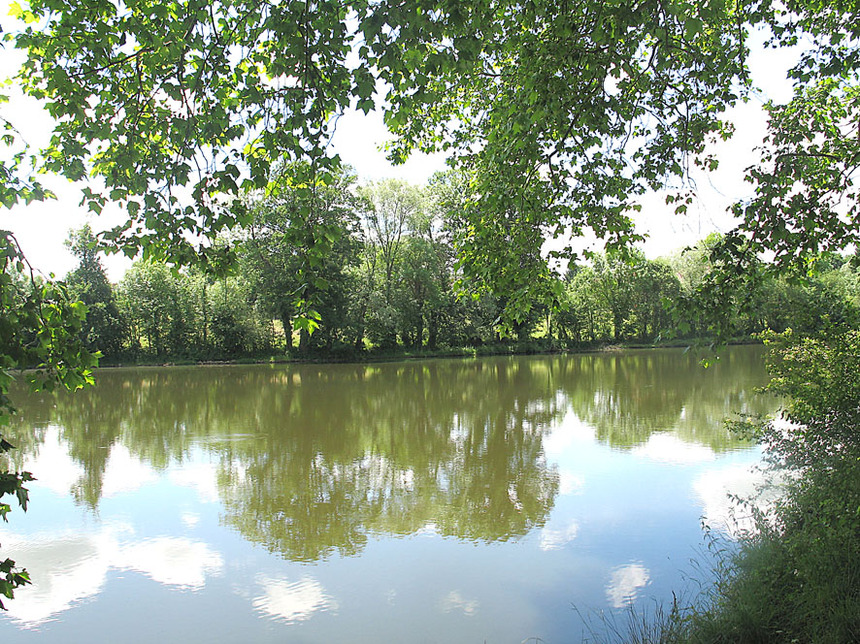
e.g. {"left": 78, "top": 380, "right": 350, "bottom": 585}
{"left": 0, "top": 347, "right": 777, "bottom": 642}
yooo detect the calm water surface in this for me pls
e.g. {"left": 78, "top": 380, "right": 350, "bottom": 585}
{"left": 0, "top": 347, "right": 776, "bottom": 642}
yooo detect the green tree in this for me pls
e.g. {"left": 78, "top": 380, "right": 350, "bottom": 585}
{"left": 559, "top": 263, "right": 611, "bottom": 344}
{"left": 558, "top": 252, "right": 681, "bottom": 345}
{"left": 65, "top": 225, "right": 126, "bottom": 358}
{"left": 631, "top": 259, "right": 681, "bottom": 342}
{"left": 240, "top": 162, "right": 361, "bottom": 352}
{"left": 205, "top": 272, "right": 272, "bottom": 358}
{"left": 356, "top": 179, "right": 423, "bottom": 347}
{"left": 10, "top": 1, "right": 859, "bottom": 326}
{"left": 591, "top": 251, "right": 640, "bottom": 343}
{"left": 117, "top": 261, "right": 198, "bottom": 358}
{"left": 9, "top": 0, "right": 765, "bottom": 323}
{"left": 393, "top": 236, "right": 441, "bottom": 348}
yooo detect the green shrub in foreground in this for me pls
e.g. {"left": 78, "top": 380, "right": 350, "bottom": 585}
{"left": 658, "top": 329, "right": 860, "bottom": 644}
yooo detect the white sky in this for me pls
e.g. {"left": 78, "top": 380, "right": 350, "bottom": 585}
{"left": 0, "top": 11, "right": 798, "bottom": 282}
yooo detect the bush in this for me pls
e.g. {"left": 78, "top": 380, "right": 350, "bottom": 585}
{"left": 663, "top": 329, "right": 860, "bottom": 644}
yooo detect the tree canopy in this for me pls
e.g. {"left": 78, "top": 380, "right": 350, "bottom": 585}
{"left": 0, "top": 1, "right": 854, "bottom": 301}
{"left": 3, "top": 1, "right": 856, "bottom": 318}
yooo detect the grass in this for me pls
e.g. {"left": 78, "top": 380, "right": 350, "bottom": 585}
{"left": 683, "top": 458, "right": 860, "bottom": 644}
{"left": 590, "top": 454, "right": 860, "bottom": 644}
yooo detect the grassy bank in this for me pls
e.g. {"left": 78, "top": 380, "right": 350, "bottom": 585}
{"left": 96, "top": 335, "right": 759, "bottom": 368}
{"left": 96, "top": 338, "right": 584, "bottom": 367}
{"left": 600, "top": 329, "right": 860, "bottom": 644}
{"left": 668, "top": 459, "right": 860, "bottom": 644}
{"left": 593, "top": 475, "right": 860, "bottom": 644}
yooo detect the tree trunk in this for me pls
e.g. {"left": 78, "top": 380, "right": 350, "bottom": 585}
{"left": 299, "top": 328, "right": 310, "bottom": 353}
{"left": 353, "top": 301, "right": 367, "bottom": 350}
{"left": 427, "top": 311, "right": 438, "bottom": 349}
{"left": 279, "top": 308, "right": 293, "bottom": 351}
{"left": 613, "top": 309, "right": 623, "bottom": 342}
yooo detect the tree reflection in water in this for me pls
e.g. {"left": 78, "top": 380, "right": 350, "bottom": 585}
{"left": 6, "top": 348, "right": 772, "bottom": 563}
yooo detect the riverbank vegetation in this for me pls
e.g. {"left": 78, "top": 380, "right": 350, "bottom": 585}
{"left": 600, "top": 329, "right": 859, "bottom": 644}
{"left": 56, "top": 203, "right": 860, "bottom": 366}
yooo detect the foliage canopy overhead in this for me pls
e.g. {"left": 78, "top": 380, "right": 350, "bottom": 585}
{"left": 2, "top": 0, "right": 859, "bottom": 306}
{"left": 7, "top": 0, "right": 753, "bottom": 259}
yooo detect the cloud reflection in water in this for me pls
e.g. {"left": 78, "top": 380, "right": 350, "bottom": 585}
{"left": 440, "top": 590, "right": 479, "bottom": 616}
{"left": 539, "top": 520, "right": 580, "bottom": 551}
{"left": 605, "top": 563, "right": 650, "bottom": 608}
{"left": 2, "top": 528, "right": 223, "bottom": 627}
{"left": 252, "top": 575, "right": 338, "bottom": 623}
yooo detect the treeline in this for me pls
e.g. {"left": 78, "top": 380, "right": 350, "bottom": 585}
{"left": 61, "top": 168, "right": 860, "bottom": 363}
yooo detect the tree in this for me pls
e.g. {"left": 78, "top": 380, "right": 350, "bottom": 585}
{"left": 7, "top": 1, "right": 860, "bottom": 311}
{"left": 630, "top": 259, "right": 681, "bottom": 342}
{"left": 729, "top": 7, "right": 860, "bottom": 274}
{"left": 355, "top": 179, "right": 422, "bottom": 346}
{"left": 8, "top": 0, "right": 765, "bottom": 317}
{"left": 65, "top": 225, "right": 126, "bottom": 358}
{"left": 558, "top": 253, "right": 680, "bottom": 344}
{"left": 117, "top": 261, "right": 197, "bottom": 357}
{"left": 393, "top": 235, "right": 441, "bottom": 348}
{"left": 590, "top": 251, "right": 640, "bottom": 343}
{"left": 241, "top": 162, "right": 361, "bottom": 352}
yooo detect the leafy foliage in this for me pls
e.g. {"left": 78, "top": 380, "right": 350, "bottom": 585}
{"left": 5, "top": 0, "right": 768, "bottom": 326}
{"left": 757, "top": 327, "right": 860, "bottom": 467}
{"left": 0, "top": 231, "right": 97, "bottom": 608}
{"left": 240, "top": 161, "right": 362, "bottom": 350}
{"left": 669, "top": 329, "right": 860, "bottom": 644}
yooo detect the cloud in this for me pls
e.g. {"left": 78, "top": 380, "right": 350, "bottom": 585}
{"left": 558, "top": 470, "right": 585, "bottom": 496}
{"left": 539, "top": 520, "right": 580, "bottom": 551}
{"left": 116, "top": 537, "right": 223, "bottom": 589}
{"left": 169, "top": 461, "right": 221, "bottom": 503}
{"left": 101, "top": 446, "right": 159, "bottom": 497}
{"left": 543, "top": 412, "right": 595, "bottom": 458}
{"left": 633, "top": 433, "right": 716, "bottom": 465}
{"left": 181, "top": 512, "right": 201, "bottom": 529}
{"left": 693, "top": 463, "right": 783, "bottom": 537}
{"left": 0, "top": 532, "right": 112, "bottom": 627}
{"left": 22, "top": 427, "right": 84, "bottom": 496}
{"left": 2, "top": 528, "right": 223, "bottom": 627}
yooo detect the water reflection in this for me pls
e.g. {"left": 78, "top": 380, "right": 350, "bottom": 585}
{"left": 0, "top": 348, "right": 780, "bottom": 640}
{"left": 4, "top": 348, "right": 772, "bottom": 568}
{"left": 694, "top": 462, "right": 787, "bottom": 537}
{"left": 2, "top": 525, "right": 223, "bottom": 627}
{"left": 440, "top": 590, "right": 479, "bottom": 616}
{"left": 252, "top": 575, "right": 338, "bottom": 623}
{"left": 9, "top": 359, "right": 567, "bottom": 561}
{"left": 633, "top": 433, "right": 717, "bottom": 465}
{"left": 539, "top": 520, "right": 580, "bottom": 551}
{"left": 560, "top": 348, "right": 771, "bottom": 449}
{"left": 606, "top": 563, "right": 651, "bottom": 608}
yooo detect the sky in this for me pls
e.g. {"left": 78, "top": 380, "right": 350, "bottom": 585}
{"left": 0, "top": 12, "right": 798, "bottom": 282}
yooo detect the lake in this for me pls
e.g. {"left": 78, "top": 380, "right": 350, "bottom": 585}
{"left": 0, "top": 346, "right": 777, "bottom": 642}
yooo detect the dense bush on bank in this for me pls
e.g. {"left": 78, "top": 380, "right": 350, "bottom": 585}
{"left": 610, "top": 330, "right": 860, "bottom": 644}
